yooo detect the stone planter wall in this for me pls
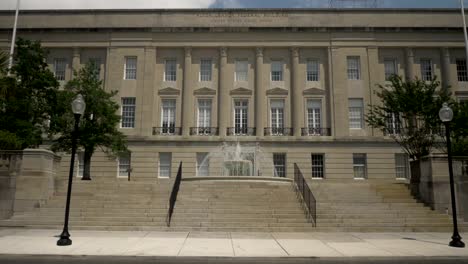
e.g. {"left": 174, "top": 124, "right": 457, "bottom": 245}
{"left": 0, "top": 151, "right": 22, "bottom": 219}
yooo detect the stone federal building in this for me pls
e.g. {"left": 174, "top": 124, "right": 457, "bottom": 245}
{"left": 1, "top": 8, "right": 467, "bottom": 182}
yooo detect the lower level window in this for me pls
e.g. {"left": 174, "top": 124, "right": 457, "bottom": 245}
{"left": 273, "top": 153, "right": 286, "bottom": 177}
{"left": 311, "top": 154, "right": 324, "bottom": 178}
{"left": 395, "top": 153, "right": 409, "bottom": 179}
{"left": 118, "top": 154, "right": 131, "bottom": 177}
{"left": 196, "top": 152, "right": 209, "bottom": 176}
{"left": 353, "top": 153, "right": 367, "bottom": 179}
{"left": 159, "top": 153, "right": 172, "bottom": 178}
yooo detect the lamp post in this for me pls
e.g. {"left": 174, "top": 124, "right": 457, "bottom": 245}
{"left": 439, "top": 102, "right": 465, "bottom": 248}
{"left": 57, "top": 94, "right": 86, "bottom": 246}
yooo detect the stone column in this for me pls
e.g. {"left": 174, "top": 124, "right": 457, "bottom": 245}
{"left": 441, "top": 48, "right": 455, "bottom": 89}
{"left": 405, "top": 48, "right": 415, "bottom": 80}
{"left": 182, "top": 47, "right": 192, "bottom": 137}
{"left": 72, "top": 47, "right": 81, "bottom": 75}
{"left": 290, "top": 47, "right": 302, "bottom": 137}
{"left": 255, "top": 47, "right": 265, "bottom": 137}
{"left": 218, "top": 47, "right": 228, "bottom": 137}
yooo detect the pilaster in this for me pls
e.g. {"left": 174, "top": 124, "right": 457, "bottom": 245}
{"left": 405, "top": 48, "right": 415, "bottom": 80}
{"left": 290, "top": 47, "right": 302, "bottom": 137}
{"left": 218, "top": 47, "right": 228, "bottom": 137}
{"left": 441, "top": 48, "right": 455, "bottom": 90}
{"left": 255, "top": 47, "right": 265, "bottom": 137}
{"left": 182, "top": 47, "right": 192, "bottom": 137}
{"left": 72, "top": 47, "right": 81, "bottom": 73}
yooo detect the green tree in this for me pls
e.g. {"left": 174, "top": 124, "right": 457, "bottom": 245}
{"left": 50, "top": 61, "right": 128, "bottom": 180}
{"left": 366, "top": 75, "right": 451, "bottom": 160}
{"left": 0, "top": 39, "right": 59, "bottom": 150}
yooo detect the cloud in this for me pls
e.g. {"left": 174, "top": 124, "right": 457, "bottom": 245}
{"left": 0, "top": 0, "right": 217, "bottom": 10}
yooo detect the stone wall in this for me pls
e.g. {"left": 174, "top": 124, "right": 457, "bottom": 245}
{"left": 0, "top": 151, "right": 22, "bottom": 219}
{"left": 418, "top": 155, "right": 468, "bottom": 220}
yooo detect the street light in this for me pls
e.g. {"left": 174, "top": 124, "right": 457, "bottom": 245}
{"left": 439, "top": 102, "right": 465, "bottom": 248}
{"left": 57, "top": 94, "right": 86, "bottom": 246}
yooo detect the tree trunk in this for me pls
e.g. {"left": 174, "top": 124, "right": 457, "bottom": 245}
{"left": 82, "top": 149, "right": 93, "bottom": 180}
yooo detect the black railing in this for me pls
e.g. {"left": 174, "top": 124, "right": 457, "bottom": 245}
{"left": 301, "top": 127, "right": 331, "bottom": 136}
{"left": 166, "top": 162, "right": 182, "bottom": 227}
{"left": 293, "top": 163, "right": 316, "bottom": 226}
{"left": 190, "top": 127, "right": 219, "bottom": 136}
{"left": 153, "top": 127, "right": 181, "bottom": 136}
{"left": 264, "top": 127, "right": 293, "bottom": 136}
{"left": 227, "top": 127, "right": 256, "bottom": 136}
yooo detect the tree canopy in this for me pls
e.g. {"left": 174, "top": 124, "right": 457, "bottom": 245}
{"left": 366, "top": 75, "right": 467, "bottom": 160}
{"left": 50, "top": 61, "right": 128, "bottom": 179}
{"left": 0, "top": 39, "right": 59, "bottom": 150}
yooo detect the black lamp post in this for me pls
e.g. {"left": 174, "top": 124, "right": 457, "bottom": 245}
{"left": 439, "top": 102, "right": 465, "bottom": 248}
{"left": 57, "top": 94, "right": 86, "bottom": 246}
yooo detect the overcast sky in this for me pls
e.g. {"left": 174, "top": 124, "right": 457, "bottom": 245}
{"left": 0, "top": 0, "right": 465, "bottom": 10}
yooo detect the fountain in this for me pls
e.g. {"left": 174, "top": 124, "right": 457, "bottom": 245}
{"left": 196, "top": 141, "right": 279, "bottom": 177}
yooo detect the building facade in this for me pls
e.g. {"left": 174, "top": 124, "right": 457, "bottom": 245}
{"left": 1, "top": 9, "right": 467, "bottom": 182}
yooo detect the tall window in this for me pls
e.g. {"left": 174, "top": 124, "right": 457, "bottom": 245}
{"left": 384, "top": 58, "right": 397, "bottom": 80}
{"left": 271, "top": 61, "right": 283, "bottom": 81}
{"left": 270, "top": 99, "right": 284, "bottom": 135}
{"left": 456, "top": 59, "right": 468, "bottom": 82}
{"left": 395, "top": 153, "right": 410, "bottom": 179}
{"left": 121, "top": 97, "right": 136, "bottom": 128}
{"left": 54, "top": 58, "right": 67, "bottom": 81}
{"left": 234, "top": 99, "right": 248, "bottom": 134}
{"left": 118, "top": 153, "right": 131, "bottom": 177}
{"left": 200, "top": 59, "right": 212, "bottom": 81}
{"left": 273, "top": 153, "right": 286, "bottom": 178}
{"left": 196, "top": 153, "right": 209, "bottom": 176}
{"left": 77, "top": 152, "right": 84, "bottom": 177}
{"left": 311, "top": 154, "right": 324, "bottom": 178}
{"left": 347, "top": 56, "right": 361, "bottom": 80}
{"left": 159, "top": 153, "right": 171, "bottom": 178}
{"left": 307, "top": 99, "right": 322, "bottom": 135}
{"left": 165, "top": 59, "right": 177, "bottom": 81}
{"left": 235, "top": 60, "right": 248, "bottom": 82}
{"left": 386, "top": 112, "right": 401, "bottom": 135}
{"left": 420, "top": 58, "right": 433, "bottom": 81}
{"left": 307, "top": 59, "right": 320, "bottom": 82}
{"left": 197, "top": 99, "right": 212, "bottom": 129}
{"left": 348, "top": 98, "right": 364, "bottom": 129}
{"left": 353, "top": 153, "right": 367, "bottom": 179}
{"left": 89, "top": 58, "right": 101, "bottom": 79}
{"left": 124, "top": 57, "right": 137, "bottom": 80}
{"left": 161, "top": 99, "right": 176, "bottom": 134}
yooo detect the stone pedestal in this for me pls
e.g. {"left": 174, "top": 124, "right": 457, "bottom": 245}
{"left": 418, "top": 155, "right": 467, "bottom": 218}
{"left": 12, "top": 149, "right": 61, "bottom": 214}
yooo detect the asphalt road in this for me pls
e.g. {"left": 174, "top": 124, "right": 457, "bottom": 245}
{"left": 1, "top": 255, "right": 468, "bottom": 264}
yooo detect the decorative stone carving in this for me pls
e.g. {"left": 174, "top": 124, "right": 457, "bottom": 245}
{"left": 266, "top": 87, "right": 289, "bottom": 96}
{"left": 230, "top": 87, "right": 253, "bottom": 95}
{"left": 185, "top": 47, "right": 192, "bottom": 57}
{"left": 220, "top": 47, "right": 228, "bottom": 57}
{"left": 290, "top": 47, "right": 299, "bottom": 57}
{"left": 194, "top": 87, "right": 217, "bottom": 95}
{"left": 303, "top": 87, "right": 326, "bottom": 95}
{"left": 158, "top": 87, "right": 181, "bottom": 95}
{"left": 256, "top": 47, "right": 263, "bottom": 57}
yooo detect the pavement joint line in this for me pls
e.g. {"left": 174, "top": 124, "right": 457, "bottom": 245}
{"left": 229, "top": 232, "right": 236, "bottom": 257}
{"left": 271, "top": 233, "right": 290, "bottom": 256}
{"left": 177, "top": 231, "right": 190, "bottom": 256}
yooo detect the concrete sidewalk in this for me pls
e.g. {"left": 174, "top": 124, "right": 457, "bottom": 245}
{"left": 0, "top": 228, "right": 468, "bottom": 258}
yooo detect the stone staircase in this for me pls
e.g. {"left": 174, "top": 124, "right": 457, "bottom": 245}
{"left": 168, "top": 178, "right": 314, "bottom": 232}
{"left": 310, "top": 180, "right": 466, "bottom": 232}
{"left": 0, "top": 179, "right": 173, "bottom": 230}
{"left": 0, "top": 177, "right": 314, "bottom": 232}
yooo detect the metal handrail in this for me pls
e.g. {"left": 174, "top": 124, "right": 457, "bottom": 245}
{"left": 293, "top": 163, "right": 316, "bottom": 226}
{"left": 166, "top": 162, "right": 182, "bottom": 227}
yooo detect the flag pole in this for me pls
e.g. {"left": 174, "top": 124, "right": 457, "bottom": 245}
{"left": 461, "top": 0, "right": 468, "bottom": 78}
{"left": 7, "top": 0, "right": 20, "bottom": 76}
